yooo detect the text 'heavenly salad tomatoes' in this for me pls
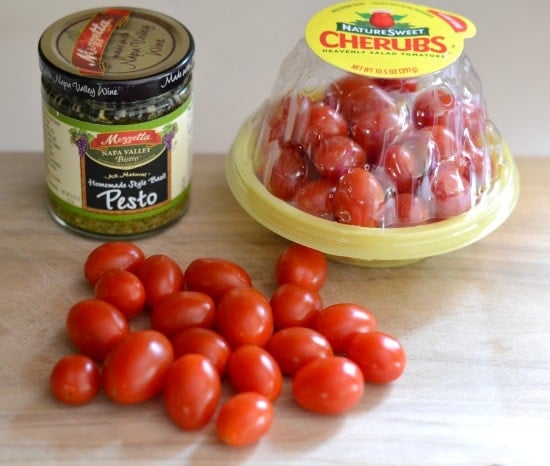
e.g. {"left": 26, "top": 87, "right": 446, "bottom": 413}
{"left": 49, "top": 240, "right": 406, "bottom": 446}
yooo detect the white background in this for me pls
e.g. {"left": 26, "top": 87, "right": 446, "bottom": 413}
{"left": 2, "top": 0, "right": 549, "bottom": 157}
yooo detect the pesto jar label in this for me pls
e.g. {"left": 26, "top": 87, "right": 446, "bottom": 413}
{"left": 43, "top": 99, "right": 192, "bottom": 221}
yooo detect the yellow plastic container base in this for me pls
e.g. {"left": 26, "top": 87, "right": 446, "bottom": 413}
{"left": 226, "top": 114, "right": 520, "bottom": 267}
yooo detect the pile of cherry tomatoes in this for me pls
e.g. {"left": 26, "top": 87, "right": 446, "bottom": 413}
{"left": 257, "top": 71, "right": 496, "bottom": 227}
{"left": 50, "top": 241, "right": 406, "bottom": 446}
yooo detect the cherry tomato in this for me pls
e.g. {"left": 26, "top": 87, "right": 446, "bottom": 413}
{"left": 349, "top": 98, "right": 408, "bottom": 165}
{"left": 413, "top": 85, "right": 457, "bottom": 129}
{"left": 66, "top": 298, "right": 130, "bottom": 361}
{"left": 292, "top": 356, "right": 364, "bottom": 415}
{"left": 171, "top": 327, "right": 231, "bottom": 376}
{"left": 266, "top": 327, "right": 333, "bottom": 376}
{"left": 423, "top": 125, "right": 458, "bottom": 161}
{"left": 183, "top": 257, "right": 252, "bottom": 303}
{"left": 339, "top": 84, "right": 395, "bottom": 124}
{"left": 264, "top": 93, "right": 312, "bottom": 145}
{"left": 291, "top": 179, "right": 335, "bottom": 220}
{"left": 94, "top": 269, "right": 146, "bottom": 320}
{"left": 332, "top": 167, "right": 386, "bottom": 227}
{"left": 138, "top": 254, "right": 184, "bottom": 308}
{"left": 227, "top": 344, "right": 282, "bottom": 401}
{"left": 163, "top": 354, "right": 221, "bottom": 430}
{"left": 83, "top": 241, "right": 145, "bottom": 285}
{"left": 216, "top": 286, "right": 274, "bottom": 348}
{"left": 264, "top": 142, "right": 308, "bottom": 200}
{"left": 392, "top": 192, "right": 431, "bottom": 227}
{"left": 151, "top": 291, "right": 215, "bottom": 338}
{"left": 102, "top": 330, "right": 174, "bottom": 404}
{"left": 324, "top": 74, "right": 376, "bottom": 113}
{"left": 311, "top": 135, "right": 366, "bottom": 182}
{"left": 275, "top": 243, "right": 327, "bottom": 291}
{"left": 347, "top": 331, "right": 406, "bottom": 384}
{"left": 270, "top": 282, "right": 323, "bottom": 329}
{"left": 313, "top": 302, "right": 377, "bottom": 354}
{"left": 300, "top": 102, "right": 348, "bottom": 149}
{"left": 382, "top": 131, "right": 433, "bottom": 193}
{"left": 216, "top": 392, "right": 274, "bottom": 447}
{"left": 431, "top": 160, "right": 473, "bottom": 218}
{"left": 49, "top": 354, "right": 101, "bottom": 405}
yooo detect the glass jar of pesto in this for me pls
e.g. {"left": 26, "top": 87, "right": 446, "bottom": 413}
{"left": 39, "top": 7, "right": 194, "bottom": 237}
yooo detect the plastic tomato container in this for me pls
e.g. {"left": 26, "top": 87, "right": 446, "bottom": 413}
{"left": 226, "top": 0, "right": 519, "bottom": 267}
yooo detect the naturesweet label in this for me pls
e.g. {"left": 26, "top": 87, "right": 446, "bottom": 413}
{"left": 305, "top": 0, "right": 476, "bottom": 78}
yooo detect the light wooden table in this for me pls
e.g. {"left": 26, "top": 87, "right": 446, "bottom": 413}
{"left": 1, "top": 153, "right": 549, "bottom": 465}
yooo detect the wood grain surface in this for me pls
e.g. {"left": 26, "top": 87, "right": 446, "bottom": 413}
{"left": 1, "top": 153, "right": 549, "bottom": 465}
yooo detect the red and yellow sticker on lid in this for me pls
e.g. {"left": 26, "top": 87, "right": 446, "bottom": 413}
{"left": 305, "top": 0, "right": 476, "bottom": 78}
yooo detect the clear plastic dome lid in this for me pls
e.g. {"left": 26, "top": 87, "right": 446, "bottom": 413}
{"left": 249, "top": 1, "right": 507, "bottom": 229}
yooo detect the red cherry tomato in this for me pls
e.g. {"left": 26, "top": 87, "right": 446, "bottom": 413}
{"left": 216, "top": 392, "right": 274, "bottom": 447}
{"left": 382, "top": 131, "right": 433, "bottom": 193}
{"left": 227, "top": 344, "right": 282, "bottom": 401}
{"left": 338, "top": 81, "right": 393, "bottom": 123}
{"left": 291, "top": 179, "right": 335, "bottom": 220}
{"left": 431, "top": 160, "right": 473, "bottom": 218}
{"left": 392, "top": 192, "right": 431, "bottom": 227}
{"left": 332, "top": 167, "right": 386, "bottom": 227}
{"left": 151, "top": 291, "right": 215, "bottom": 338}
{"left": 264, "top": 93, "right": 312, "bottom": 145}
{"left": 413, "top": 85, "right": 457, "bottom": 129}
{"left": 423, "top": 125, "right": 459, "bottom": 161}
{"left": 183, "top": 257, "right": 252, "bottom": 303}
{"left": 102, "top": 330, "right": 174, "bottom": 404}
{"left": 216, "top": 286, "right": 274, "bottom": 348}
{"left": 138, "top": 254, "right": 184, "bottom": 308}
{"left": 270, "top": 282, "right": 323, "bottom": 329}
{"left": 324, "top": 74, "right": 376, "bottom": 113}
{"left": 171, "top": 327, "right": 231, "bottom": 376}
{"left": 347, "top": 331, "right": 406, "bottom": 384}
{"left": 275, "top": 243, "right": 327, "bottom": 291}
{"left": 163, "top": 354, "right": 221, "bottom": 430}
{"left": 349, "top": 97, "right": 408, "bottom": 165}
{"left": 313, "top": 302, "right": 377, "bottom": 354}
{"left": 83, "top": 241, "right": 145, "bottom": 285}
{"left": 49, "top": 354, "right": 101, "bottom": 405}
{"left": 301, "top": 102, "right": 349, "bottom": 149}
{"left": 94, "top": 269, "right": 146, "bottom": 319}
{"left": 264, "top": 142, "right": 309, "bottom": 200}
{"left": 292, "top": 356, "right": 364, "bottom": 415}
{"left": 66, "top": 298, "right": 130, "bottom": 361}
{"left": 266, "top": 327, "right": 333, "bottom": 376}
{"left": 311, "top": 135, "right": 366, "bottom": 182}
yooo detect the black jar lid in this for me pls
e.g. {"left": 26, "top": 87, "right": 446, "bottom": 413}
{"left": 39, "top": 7, "right": 194, "bottom": 102}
